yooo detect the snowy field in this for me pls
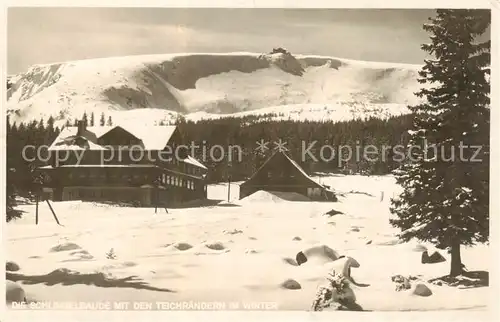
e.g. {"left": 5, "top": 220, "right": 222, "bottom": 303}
{"left": 6, "top": 175, "right": 489, "bottom": 311}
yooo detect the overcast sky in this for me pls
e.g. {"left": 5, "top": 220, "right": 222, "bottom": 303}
{"left": 7, "top": 8, "right": 441, "bottom": 74}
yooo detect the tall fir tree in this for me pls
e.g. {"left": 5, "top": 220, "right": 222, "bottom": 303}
{"left": 100, "top": 112, "right": 106, "bottom": 126}
{"left": 90, "top": 112, "right": 95, "bottom": 126}
{"left": 107, "top": 116, "right": 113, "bottom": 126}
{"left": 47, "top": 116, "right": 55, "bottom": 131}
{"left": 82, "top": 112, "right": 89, "bottom": 127}
{"left": 390, "top": 10, "right": 490, "bottom": 277}
{"left": 6, "top": 168, "right": 22, "bottom": 222}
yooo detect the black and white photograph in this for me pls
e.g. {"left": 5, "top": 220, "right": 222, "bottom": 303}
{"left": 4, "top": 4, "right": 495, "bottom": 316}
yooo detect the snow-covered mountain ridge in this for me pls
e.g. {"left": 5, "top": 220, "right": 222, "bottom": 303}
{"left": 7, "top": 51, "right": 424, "bottom": 126}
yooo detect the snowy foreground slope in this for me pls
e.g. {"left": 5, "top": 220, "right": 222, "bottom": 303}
{"left": 6, "top": 175, "right": 488, "bottom": 311}
{"left": 7, "top": 52, "right": 424, "bottom": 125}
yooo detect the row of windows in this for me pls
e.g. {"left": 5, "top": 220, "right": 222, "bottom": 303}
{"left": 185, "top": 165, "right": 201, "bottom": 175}
{"left": 66, "top": 172, "right": 200, "bottom": 192}
{"left": 167, "top": 158, "right": 203, "bottom": 176}
{"left": 161, "top": 174, "right": 196, "bottom": 190}
{"left": 69, "top": 172, "right": 150, "bottom": 180}
{"left": 67, "top": 171, "right": 201, "bottom": 189}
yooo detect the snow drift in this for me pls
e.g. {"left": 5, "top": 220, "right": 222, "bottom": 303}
{"left": 7, "top": 52, "right": 424, "bottom": 126}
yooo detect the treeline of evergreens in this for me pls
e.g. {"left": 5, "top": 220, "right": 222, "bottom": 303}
{"left": 6, "top": 111, "right": 117, "bottom": 196}
{"left": 175, "top": 114, "right": 413, "bottom": 182}
{"left": 6, "top": 113, "right": 413, "bottom": 203}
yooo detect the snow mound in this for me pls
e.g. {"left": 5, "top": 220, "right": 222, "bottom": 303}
{"left": 49, "top": 242, "right": 82, "bottom": 252}
{"left": 68, "top": 250, "right": 94, "bottom": 261}
{"left": 280, "top": 278, "right": 302, "bottom": 290}
{"left": 282, "top": 257, "right": 299, "bottom": 266}
{"left": 240, "top": 190, "right": 311, "bottom": 203}
{"left": 296, "top": 245, "right": 341, "bottom": 265}
{"left": 6, "top": 261, "right": 21, "bottom": 272}
{"left": 204, "top": 241, "right": 226, "bottom": 251}
{"left": 323, "top": 257, "right": 361, "bottom": 279}
{"left": 412, "top": 283, "right": 433, "bottom": 297}
{"left": 6, "top": 280, "right": 26, "bottom": 303}
{"left": 166, "top": 242, "right": 194, "bottom": 251}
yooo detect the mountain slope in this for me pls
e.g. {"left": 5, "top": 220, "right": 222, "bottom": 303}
{"left": 7, "top": 52, "right": 425, "bottom": 125}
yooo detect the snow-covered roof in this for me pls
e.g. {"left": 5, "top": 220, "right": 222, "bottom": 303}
{"left": 106, "top": 124, "right": 177, "bottom": 150}
{"left": 51, "top": 137, "right": 108, "bottom": 151}
{"left": 39, "top": 164, "right": 160, "bottom": 169}
{"left": 49, "top": 125, "right": 177, "bottom": 151}
{"left": 182, "top": 155, "right": 208, "bottom": 170}
{"left": 282, "top": 153, "right": 318, "bottom": 184}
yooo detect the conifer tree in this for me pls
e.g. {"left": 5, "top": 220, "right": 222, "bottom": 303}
{"left": 90, "top": 112, "right": 95, "bottom": 126}
{"left": 107, "top": 116, "right": 113, "bottom": 126}
{"left": 390, "top": 10, "right": 490, "bottom": 277}
{"left": 47, "top": 116, "right": 55, "bottom": 131}
{"left": 100, "top": 112, "right": 106, "bottom": 126}
{"left": 82, "top": 112, "right": 88, "bottom": 127}
{"left": 6, "top": 169, "right": 22, "bottom": 222}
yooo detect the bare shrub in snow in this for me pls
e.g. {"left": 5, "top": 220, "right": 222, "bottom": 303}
{"left": 311, "top": 272, "right": 361, "bottom": 311}
{"left": 106, "top": 248, "right": 117, "bottom": 260}
{"left": 391, "top": 274, "right": 419, "bottom": 291}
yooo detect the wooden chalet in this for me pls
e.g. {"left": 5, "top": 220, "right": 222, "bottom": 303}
{"left": 239, "top": 151, "right": 336, "bottom": 201}
{"left": 38, "top": 121, "right": 208, "bottom": 206}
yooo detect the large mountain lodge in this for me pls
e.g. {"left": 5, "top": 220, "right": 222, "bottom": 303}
{"left": 38, "top": 121, "right": 208, "bottom": 206}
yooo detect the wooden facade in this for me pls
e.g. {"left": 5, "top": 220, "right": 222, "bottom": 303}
{"left": 39, "top": 122, "right": 208, "bottom": 206}
{"left": 239, "top": 151, "right": 336, "bottom": 201}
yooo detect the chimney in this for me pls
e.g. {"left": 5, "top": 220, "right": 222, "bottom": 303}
{"left": 76, "top": 120, "right": 86, "bottom": 136}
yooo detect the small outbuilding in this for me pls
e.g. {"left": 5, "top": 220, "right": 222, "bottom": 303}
{"left": 239, "top": 151, "right": 336, "bottom": 201}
